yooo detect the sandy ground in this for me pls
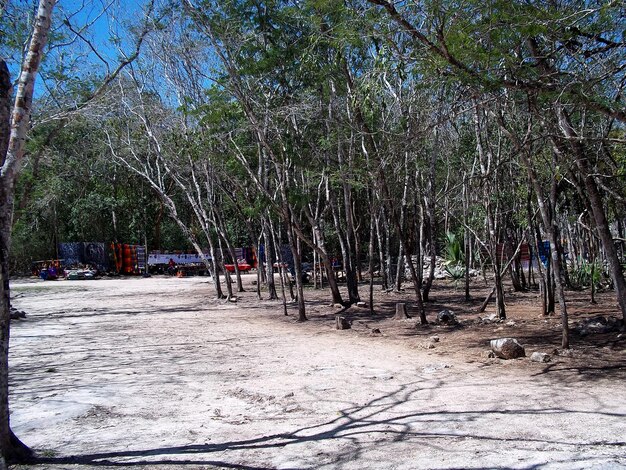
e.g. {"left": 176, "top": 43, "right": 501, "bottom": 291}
{"left": 7, "top": 274, "right": 626, "bottom": 470}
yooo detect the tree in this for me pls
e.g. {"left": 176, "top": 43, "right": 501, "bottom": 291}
{"left": 367, "top": 0, "right": 626, "bottom": 330}
{"left": 0, "top": 1, "right": 57, "bottom": 464}
{"left": 1, "top": 0, "right": 158, "bottom": 463}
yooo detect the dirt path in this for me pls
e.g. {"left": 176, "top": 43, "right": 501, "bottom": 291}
{"left": 8, "top": 276, "right": 626, "bottom": 469}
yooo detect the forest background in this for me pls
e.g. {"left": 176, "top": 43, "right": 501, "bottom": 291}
{"left": 3, "top": 0, "right": 626, "bottom": 331}
{"left": 2, "top": 0, "right": 625, "bottom": 325}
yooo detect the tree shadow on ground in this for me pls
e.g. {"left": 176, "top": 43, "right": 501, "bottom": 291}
{"left": 30, "top": 383, "right": 626, "bottom": 469}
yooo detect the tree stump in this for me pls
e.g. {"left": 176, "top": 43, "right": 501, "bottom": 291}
{"left": 394, "top": 303, "right": 410, "bottom": 320}
{"left": 336, "top": 316, "right": 351, "bottom": 330}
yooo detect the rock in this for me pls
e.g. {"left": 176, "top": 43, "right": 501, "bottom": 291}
{"left": 356, "top": 301, "right": 367, "bottom": 308}
{"left": 530, "top": 352, "right": 551, "bottom": 363}
{"left": 480, "top": 313, "right": 498, "bottom": 323}
{"left": 437, "top": 309, "right": 457, "bottom": 325}
{"left": 370, "top": 328, "right": 382, "bottom": 336}
{"left": 336, "top": 316, "right": 351, "bottom": 330}
{"left": 506, "top": 321, "right": 516, "bottom": 327}
{"left": 575, "top": 315, "right": 623, "bottom": 336}
{"left": 490, "top": 338, "right": 526, "bottom": 359}
{"left": 429, "top": 335, "right": 440, "bottom": 343}
{"left": 422, "top": 363, "right": 451, "bottom": 373}
{"left": 333, "top": 303, "right": 344, "bottom": 309}
{"left": 394, "top": 303, "right": 411, "bottom": 320}
{"left": 481, "top": 350, "right": 496, "bottom": 359}
{"left": 10, "top": 308, "right": 25, "bottom": 320}
{"left": 433, "top": 270, "right": 447, "bottom": 280}
{"left": 557, "top": 348, "right": 574, "bottom": 357}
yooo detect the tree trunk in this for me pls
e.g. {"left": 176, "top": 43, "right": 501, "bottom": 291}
{"left": 374, "top": 211, "right": 388, "bottom": 291}
{"left": 422, "top": 148, "right": 437, "bottom": 302}
{"left": 286, "top": 223, "right": 306, "bottom": 322}
{"left": 254, "top": 239, "right": 262, "bottom": 300}
{"left": 0, "top": 0, "right": 57, "bottom": 464}
{"left": 378, "top": 171, "right": 427, "bottom": 323}
{"left": 396, "top": 220, "right": 427, "bottom": 323}
{"left": 555, "top": 107, "right": 626, "bottom": 324}
{"left": 368, "top": 197, "right": 376, "bottom": 315}
{"left": 213, "top": 208, "right": 244, "bottom": 293}
{"left": 305, "top": 212, "right": 344, "bottom": 305}
{"left": 329, "top": 192, "right": 359, "bottom": 304}
{"left": 270, "top": 223, "right": 289, "bottom": 314}
{"left": 529, "top": 201, "right": 548, "bottom": 316}
{"left": 339, "top": 147, "right": 361, "bottom": 303}
{"left": 262, "top": 221, "right": 278, "bottom": 300}
{"left": 463, "top": 176, "right": 472, "bottom": 301}
{"left": 217, "top": 237, "right": 233, "bottom": 300}
{"left": 487, "top": 204, "right": 506, "bottom": 320}
{"left": 0, "top": 62, "right": 9, "bottom": 162}
{"left": 395, "top": 246, "right": 404, "bottom": 292}
{"left": 0, "top": 187, "right": 33, "bottom": 466}
{"left": 523, "top": 146, "right": 569, "bottom": 346}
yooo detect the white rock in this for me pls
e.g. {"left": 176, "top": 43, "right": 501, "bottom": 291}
{"left": 490, "top": 338, "right": 525, "bottom": 359}
{"left": 530, "top": 352, "right": 551, "bottom": 363}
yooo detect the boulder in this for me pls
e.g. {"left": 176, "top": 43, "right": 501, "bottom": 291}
{"left": 9, "top": 307, "right": 26, "bottom": 320}
{"left": 530, "top": 352, "right": 551, "bottom": 363}
{"left": 480, "top": 313, "right": 498, "bottom": 323}
{"left": 556, "top": 348, "right": 575, "bottom": 358}
{"left": 437, "top": 309, "right": 457, "bottom": 325}
{"left": 490, "top": 338, "right": 525, "bottom": 359}
{"left": 575, "top": 315, "right": 623, "bottom": 336}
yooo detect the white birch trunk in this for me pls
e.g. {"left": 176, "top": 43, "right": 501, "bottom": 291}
{"left": 0, "top": 0, "right": 56, "bottom": 464}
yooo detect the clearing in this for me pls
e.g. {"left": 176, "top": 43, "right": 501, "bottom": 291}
{"left": 8, "top": 275, "right": 626, "bottom": 469}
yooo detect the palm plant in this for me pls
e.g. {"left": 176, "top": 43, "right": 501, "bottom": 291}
{"left": 443, "top": 231, "right": 466, "bottom": 288}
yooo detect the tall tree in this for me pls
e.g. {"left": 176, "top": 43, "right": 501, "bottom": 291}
{"left": 0, "top": 1, "right": 56, "bottom": 464}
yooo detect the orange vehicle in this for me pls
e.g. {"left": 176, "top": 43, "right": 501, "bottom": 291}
{"left": 224, "top": 263, "right": 252, "bottom": 273}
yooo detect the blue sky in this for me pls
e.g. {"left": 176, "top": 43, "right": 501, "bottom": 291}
{"left": 1, "top": 0, "right": 150, "bottom": 96}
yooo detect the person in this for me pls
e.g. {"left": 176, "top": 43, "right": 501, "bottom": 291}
{"left": 47, "top": 264, "right": 58, "bottom": 280}
{"left": 167, "top": 258, "right": 176, "bottom": 276}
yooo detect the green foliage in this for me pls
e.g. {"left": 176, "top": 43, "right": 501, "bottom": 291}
{"left": 10, "top": 117, "right": 192, "bottom": 273}
{"left": 8, "top": 0, "right": 625, "bottom": 289}
{"left": 444, "top": 231, "right": 464, "bottom": 265}
{"left": 443, "top": 232, "right": 465, "bottom": 285}
{"left": 570, "top": 258, "right": 603, "bottom": 290}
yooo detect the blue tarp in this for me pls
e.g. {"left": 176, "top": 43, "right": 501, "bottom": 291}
{"left": 58, "top": 242, "right": 108, "bottom": 270}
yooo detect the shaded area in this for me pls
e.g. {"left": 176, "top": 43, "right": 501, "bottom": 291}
{"left": 31, "top": 384, "right": 626, "bottom": 468}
